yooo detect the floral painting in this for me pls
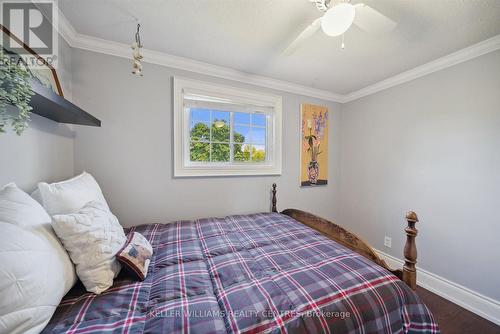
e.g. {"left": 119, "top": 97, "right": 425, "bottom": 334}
{"left": 300, "top": 104, "right": 328, "bottom": 186}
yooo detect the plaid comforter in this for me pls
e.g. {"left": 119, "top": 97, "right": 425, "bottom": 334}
{"left": 43, "top": 213, "right": 439, "bottom": 333}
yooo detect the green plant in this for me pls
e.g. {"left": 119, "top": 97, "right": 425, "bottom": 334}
{"left": 0, "top": 48, "right": 34, "bottom": 135}
{"left": 189, "top": 120, "right": 265, "bottom": 162}
{"left": 304, "top": 127, "right": 322, "bottom": 162}
{"left": 189, "top": 120, "right": 244, "bottom": 162}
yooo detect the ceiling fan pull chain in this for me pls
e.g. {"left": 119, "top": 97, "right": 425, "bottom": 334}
{"left": 341, "top": 34, "right": 345, "bottom": 49}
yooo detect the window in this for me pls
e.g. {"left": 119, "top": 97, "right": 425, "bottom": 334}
{"left": 174, "top": 77, "right": 282, "bottom": 176}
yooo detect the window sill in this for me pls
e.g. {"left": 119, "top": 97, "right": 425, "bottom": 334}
{"left": 174, "top": 165, "right": 282, "bottom": 177}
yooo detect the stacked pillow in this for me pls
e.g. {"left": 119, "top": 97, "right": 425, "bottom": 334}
{"left": 51, "top": 201, "right": 126, "bottom": 294}
{"left": 0, "top": 183, "right": 77, "bottom": 334}
{"left": 1, "top": 172, "right": 152, "bottom": 333}
{"left": 36, "top": 172, "right": 127, "bottom": 294}
{"left": 36, "top": 171, "right": 111, "bottom": 215}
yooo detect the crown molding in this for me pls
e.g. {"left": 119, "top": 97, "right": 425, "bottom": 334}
{"left": 57, "top": 10, "right": 500, "bottom": 104}
{"left": 57, "top": 13, "right": 343, "bottom": 103}
{"left": 343, "top": 34, "right": 500, "bottom": 102}
{"left": 56, "top": 7, "right": 78, "bottom": 44}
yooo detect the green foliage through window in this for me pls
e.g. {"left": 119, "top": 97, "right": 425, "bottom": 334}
{"left": 189, "top": 109, "right": 266, "bottom": 163}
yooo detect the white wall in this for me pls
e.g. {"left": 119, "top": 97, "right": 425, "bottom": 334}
{"left": 4, "top": 29, "right": 495, "bottom": 310}
{"left": 339, "top": 50, "right": 500, "bottom": 301}
{"left": 0, "top": 36, "right": 75, "bottom": 192}
{"left": 71, "top": 49, "right": 342, "bottom": 227}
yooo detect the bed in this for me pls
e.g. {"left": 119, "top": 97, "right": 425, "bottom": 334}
{"left": 42, "top": 184, "right": 438, "bottom": 333}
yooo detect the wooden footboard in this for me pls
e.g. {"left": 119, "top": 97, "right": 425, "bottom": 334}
{"left": 271, "top": 183, "right": 418, "bottom": 290}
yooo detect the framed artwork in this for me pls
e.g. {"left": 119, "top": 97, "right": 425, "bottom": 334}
{"left": 300, "top": 103, "right": 329, "bottom": 186}
{"left": 1, "top": 25, "right": 63, "bottom": 97}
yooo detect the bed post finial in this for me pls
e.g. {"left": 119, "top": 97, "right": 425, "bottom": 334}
{"left": 403, "top": 211, "right": 418, "bottom": 290}
{"left": 271, "top": 183, "right": 277, "bottom": 213}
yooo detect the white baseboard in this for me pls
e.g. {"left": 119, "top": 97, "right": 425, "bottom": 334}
{"left": 375, "top": 249, "right": 500, "bottom": 326}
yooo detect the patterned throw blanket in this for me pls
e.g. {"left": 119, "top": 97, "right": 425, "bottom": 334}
{"left": 43, "top": 213, "right": 439, "bottom": 333}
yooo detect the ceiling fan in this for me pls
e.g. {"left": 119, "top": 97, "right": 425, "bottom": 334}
{"left": 284, "top": 0, "right": 396, "bottom": 54}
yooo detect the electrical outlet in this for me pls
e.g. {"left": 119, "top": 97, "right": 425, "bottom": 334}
{"left": 384, "top": 236, "right": 392, "bottom": 248}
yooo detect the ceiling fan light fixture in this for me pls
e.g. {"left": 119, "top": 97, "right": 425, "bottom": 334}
{"left": 321, "top": 2, "right": 356, "bottom": 37}
{"left": 213, "top": 120, "right": 226, "bottom": 128}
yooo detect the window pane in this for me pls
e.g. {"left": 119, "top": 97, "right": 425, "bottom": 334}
{"left": 190, "top": 108, "right": 267, "bottom": 164}
{"left": 211, "top": 143, "right": 230, "bottom": 162}
{"left": 234, "top": 144, "right": 251, "bottom": 162}
{"left": 211, "top": 115, "right": 230, "bottom": 142}
{"left": 252, "top": 145, "right": 266, "bottom": 162}
{"left": 234, "top": 112, "right": 250, "bottom": 124}
{"left": 212, "top": 111, "right": 229, "bottom": 124}
{"left": 190, "top": 121, "right": 210, "bottom": 141}
{"left": 252, "top": 114, "right": 266, "bottom": 126}
{"left": 191, "top": 108, "right": 211, "bottom": 123}
{"left": 234, "top": 124, "right": 250, "bottom": 143}
{"left": 190, "top": 142, "right": 210, "bottom": 161}
{"left": 251, "top": 127, "right": 266, "bottom": 145}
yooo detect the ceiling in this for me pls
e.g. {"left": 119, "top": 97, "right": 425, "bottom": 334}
{"left": 59, "top": 0, "right": 500, "bottom": 95}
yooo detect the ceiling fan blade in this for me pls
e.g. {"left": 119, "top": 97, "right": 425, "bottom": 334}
{"left": 282, "top": 17, "right": 322, "bottom": 56}
{"left": 353, "top": 3, "right": 396, "bottom": 34}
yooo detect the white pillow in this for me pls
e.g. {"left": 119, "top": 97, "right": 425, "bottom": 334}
{"left": 0, "top": 183, "right": 77, "bottom": 334}
{"left": 37, "top": 172, "right": 110, "bottom": 215}
{"left": 52, "top": 201, "right": 127, "bottom": 294}
{"left": 31, "top": 188, "right": 43, "bottom": 205}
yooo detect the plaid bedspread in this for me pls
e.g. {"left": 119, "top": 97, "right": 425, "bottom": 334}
{"left": 43, "top": 213, "right": 439, "bottom": 333}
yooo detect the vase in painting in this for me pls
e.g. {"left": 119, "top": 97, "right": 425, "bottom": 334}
{"left": 307, "top": 160, "right": 319, "bottom": 184}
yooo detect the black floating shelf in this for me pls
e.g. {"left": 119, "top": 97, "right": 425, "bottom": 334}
{"left": 29, "top": 80, "right": 101, "bottom": 127}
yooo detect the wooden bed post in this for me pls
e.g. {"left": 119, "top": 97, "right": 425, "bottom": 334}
{"left": 271, "top": 183, "right": 277, "bottom": 213}
{"left": 403, "top": 211, "right": 418, "bottom": 290}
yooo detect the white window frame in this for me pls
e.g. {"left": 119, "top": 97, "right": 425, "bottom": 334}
{"left": 173, "top": 77, "right": 282, "bottom": 177}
